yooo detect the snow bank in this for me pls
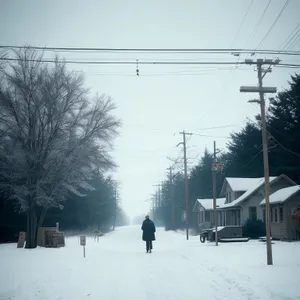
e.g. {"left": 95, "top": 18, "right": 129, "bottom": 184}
{"left": 0, "top": 226, "right": 299, "bottom": 299}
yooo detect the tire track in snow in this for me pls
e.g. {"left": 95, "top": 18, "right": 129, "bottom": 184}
{"left": 175, "top": 251, "right": 258, "bottom": 299}
{"left": 178, "top": 243, "right": 297, "bottom": 300}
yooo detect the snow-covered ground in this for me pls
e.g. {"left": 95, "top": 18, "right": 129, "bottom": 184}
{"left": 0, "top": 226, "right": 300, "bottom": 300}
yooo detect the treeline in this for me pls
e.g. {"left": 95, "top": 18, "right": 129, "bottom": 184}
{"left": 0, "top": 48, "right": 129, "bottom": 245}
{"left": 0, "top": 174, "right": 130, "bottom": 242}
{"left": 155, "top": 74, "right": 300, "bottom": 231}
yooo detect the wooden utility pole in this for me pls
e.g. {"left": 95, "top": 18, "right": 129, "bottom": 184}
{"left": 152, "top": 195, "right": 155, "bottom": 220}
{"left": 258, "top": 62, "right": 273, "bottom": 265}
{"left": 158, "top": 184, "right": 162, "bottom": 208}
{"left": 152, "top": 184, "right": 161, "bottom": 222}
{"left": 212, "top": 141, "right": 218, "bottom": 246}
{"left": 179, "top": 131, "right": 193, "bottom": 240}
{"left": 168, "top": 166, "right": 175, "bottom": 230}
{"left": 113, "top": 186, "right": 117, "bottom": 231}
{"left": 155, "top": 192, "right": 158, "bottom": 221}
{"left": 240, "top": 58, "right": 279, "bottom": 265}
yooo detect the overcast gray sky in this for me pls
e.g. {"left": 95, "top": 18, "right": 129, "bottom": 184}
{"left": 1, "top": 0, "right": 300, "bottom": 218}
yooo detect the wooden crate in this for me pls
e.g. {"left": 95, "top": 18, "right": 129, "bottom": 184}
{"left": 52, "top": 232, "right": 65, "bottom": 248}
{"left": 37, "top": 227, "right": 57, "bottom": 247}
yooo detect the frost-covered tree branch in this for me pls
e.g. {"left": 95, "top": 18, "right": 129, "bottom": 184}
{"left": 0, "top": 48, "right": 121, "bottom": 248}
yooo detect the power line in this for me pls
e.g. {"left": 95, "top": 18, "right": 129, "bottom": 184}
{"left": 71, "top": 66, "right": 256, "bottom": 77}
{"left": 247, "top": 117, "right": 300, "bottom": 158}
{"left": 256, "top": 0, "right": 291, "bottom": 50}
{"left": 1, "top": 45, "right": 300, "bottom": 56}
{"left": 124, "top": 121, "right": 247, "bottom": 134}
{"left": 192, "top": 133, "right": 230, "bottom": 139}
{"left": 229, "top": 0, "right": 254, "bottom": 48}
{"left": 0, "top": 57, "right": 247, "bottom": 65}
{"left": 242, "top": 145, "right": 263, "bottom": 169}
{"left": 1, "top": 57, "right": 300, "bottom": 67}
{"left": 276, "top": 64, "right": 300, "bottom": 69}
{"left": 246, "top": 0, "right": 272, "bottom": 46}
{"left": 268, "top": 132, "right": 300, "bottom": 158}
{"left": 192, "top": 121, "right": 247, "bottom": 131}
{"left": 279, "top": 23, "right": 300, "bottom": 51}
{"left": 286, "top": 31, "right": 300, "bottom": 51}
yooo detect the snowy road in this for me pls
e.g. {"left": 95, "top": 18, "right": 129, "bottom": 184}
{"left": 1, "top": 226, "right": 300, "bottom": 300}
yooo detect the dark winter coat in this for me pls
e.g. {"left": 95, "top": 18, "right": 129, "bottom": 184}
{"left": 141, "top": 219, "right": 156, "bottom": 241}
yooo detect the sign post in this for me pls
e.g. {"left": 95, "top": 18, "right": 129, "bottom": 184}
{"left": 80, "top": 236, "right": 86, "bottom": 258}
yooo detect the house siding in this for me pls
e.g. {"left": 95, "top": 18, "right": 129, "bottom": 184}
{"left": 241, "top": 177, "right": 294, "bottom": 225}
{"left": 269, "top": 204, "right": 288, "bottom": 239}
{"left": 285, "top": 195, "right": 300, "bottom": 240}
{"left": 269, "top": 195, "right": 300, "bottom": 240}
{"left": 225, "top": 184, "right": 235, "bottom": 204}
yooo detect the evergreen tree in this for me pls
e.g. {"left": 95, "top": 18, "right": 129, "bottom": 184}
{"left": 267, "top": 74, "right": 300, "bottom": 182}
{"left": 223, "top": 123, "right": 263, "bottom": 178}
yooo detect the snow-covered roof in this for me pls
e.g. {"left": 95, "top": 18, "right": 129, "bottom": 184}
{"left": 196, "top": 198, "right": 226, "bottom": 210}
{"left": 226, "top": 177, "right": 264, "bottom": 192}
{"left": 220, "top": 177, "right": 278, "bottom": 209}
{"left": 260, "top": 185, "right": 300, "bottom": 205}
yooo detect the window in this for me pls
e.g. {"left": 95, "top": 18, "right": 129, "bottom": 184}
{"left": 279, "top": 207, "right": 283, "bottom": 222}
{"left": 274, "top": 208, "right": 278, "bottom": 222}
{"left": 271, "top": 208, "right": 273, "bottom": 222}
{"left": 205, "top": 211, "right": 210, "bottom": 222}
{"left": 237, "top": 210, "right": 241, "bottom": 226}
{"left": 226, "top": 192, "right": 232, "bottom": 203}
{"left": 249, "top": 207, "right": 257, "bottom": 220}
{"left": 233, "top": 210, "right": 237, "bottom": 225}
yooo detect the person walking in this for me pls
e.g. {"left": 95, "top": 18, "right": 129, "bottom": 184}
{"left": 141, "top": 215, "right": 156, "bottom": 253}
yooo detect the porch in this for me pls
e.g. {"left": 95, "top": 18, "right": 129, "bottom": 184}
{"left": 219, "top": 209, "right": 242, "bottom": 227}
{"left": 196, "top": 208, "right": 242, "bottom": 230}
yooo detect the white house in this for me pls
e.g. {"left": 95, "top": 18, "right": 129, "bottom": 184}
{"left": 193, "top": 174, "right": 297, "bottom": 233}
{"left": 219, "top": 174, "right": 296, "bottom": 227}
{"left": 193, "top": 198, "right": 226, "bottom": 230}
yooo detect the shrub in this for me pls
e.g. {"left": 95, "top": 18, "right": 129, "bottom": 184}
{"left": 243, "top": 219, "right": 266, "bottom": 239}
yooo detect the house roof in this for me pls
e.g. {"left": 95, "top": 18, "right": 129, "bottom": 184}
{"left": 226, "top": 177, "right": 264, "bottom": 191}
{"left": 260, "top": 185, "right": 300, "bottom": 205}
{"left": 220, "top": 177, "right": 278, "bottom": 209}
{"left": 196, "top": 198, "right": 226, "bottom": 210}
{"left": 220, "top": 177, "right": 265, "bottom": 196}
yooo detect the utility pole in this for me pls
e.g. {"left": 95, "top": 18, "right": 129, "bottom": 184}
{"left": 240, "top": 58, "right": 279, "bottom": 266}
{"left": 168, "top": 166, "right": 175, "bottom": 230}
{"left": 153, "top": 184, "right": 161, "bottom": 222}
{"left": 152, "top": 194, "right": 155, "bottom": 220}
{"left": 150, "top": 193, "right": 156, "bottom": 221}
{"left": 212, "top": 141, "right": 223, "bottom": 246}
{"left": 212, "top": 141, "right": 218, "bottom": 246}
{"left": 155, "top": 192, "right": 158, "bottom": 220}
{"left": 113, "top": 186, "right": 117, "bottom": 231}
{"left": 158, "top": 184, "right": 162, "bottom": 208}
{"left": 178, "top": 131, "right": 193, "bottom": 240}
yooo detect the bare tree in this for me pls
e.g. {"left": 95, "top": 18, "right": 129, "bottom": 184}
{"left": 0, "top": 48, "right": 120, "bottom": 248}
